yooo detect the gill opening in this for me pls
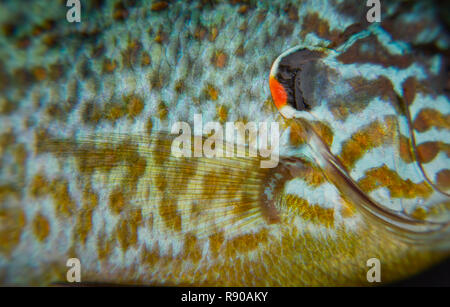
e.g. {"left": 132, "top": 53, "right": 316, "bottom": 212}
{"left": 296, "top": 118, "right": 450, "bottom": 247}
{"left": 399, "top": 94, "right": 450, "bottom": 198}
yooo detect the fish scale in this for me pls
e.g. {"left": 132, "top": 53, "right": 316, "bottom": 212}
{"left": 0, "top": 0, "right": 449, "bottom": 285}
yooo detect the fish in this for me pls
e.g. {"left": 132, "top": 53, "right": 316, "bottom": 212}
{"left": 0, "top": 0, "right": 449, "bottom": 286}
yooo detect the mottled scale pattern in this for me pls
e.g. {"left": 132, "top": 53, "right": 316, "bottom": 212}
{"left": 0, "top": 0, "right": 449, "bottom": 285}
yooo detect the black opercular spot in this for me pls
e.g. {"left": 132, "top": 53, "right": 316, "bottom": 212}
{"left": 275, "top": 48, "right": 324, "bottom": 111}
{"left": 294, "top": 73, "right": 307, "bottom": 111}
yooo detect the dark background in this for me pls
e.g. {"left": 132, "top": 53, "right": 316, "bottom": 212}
{"left": 390, "top": 257, "right": 450, "bottom": 286}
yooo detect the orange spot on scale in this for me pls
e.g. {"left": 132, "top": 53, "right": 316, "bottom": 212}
{"left": 269, "top": 76, "right": 287, "bottom": 109}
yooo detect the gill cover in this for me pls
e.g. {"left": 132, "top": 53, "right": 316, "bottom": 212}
{"left": 269, "top": 44, "right": 450, "bottom": 247}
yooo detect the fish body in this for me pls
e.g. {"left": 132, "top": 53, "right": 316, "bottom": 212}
{"left": 0, "top": 0, "right": 449, "bottom": 285}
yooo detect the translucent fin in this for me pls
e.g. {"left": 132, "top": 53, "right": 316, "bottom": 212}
{"left": 39, "top": 132, "right": 282, "bottom": 239}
